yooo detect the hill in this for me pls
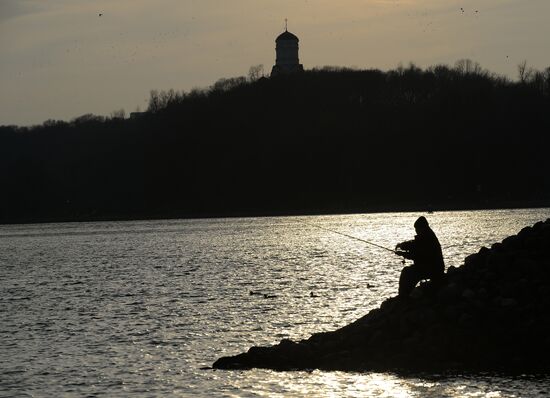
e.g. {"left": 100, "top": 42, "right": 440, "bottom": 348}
{"left": 1, "top": 64, "right": 549, "bottom": 223}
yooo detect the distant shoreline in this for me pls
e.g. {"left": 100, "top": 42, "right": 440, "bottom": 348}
{"left": 2, "top": 201, "right": 549, "bottom": 226}
{"left": 3, "top": 68, "right": 549, "bottom": 227}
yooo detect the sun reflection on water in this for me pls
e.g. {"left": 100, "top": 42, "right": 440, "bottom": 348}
{"left": 332, "top": 372, "right": 413, "bottom": 398}
{"left": 238, "top": 369, "right": 531, "bottom": 397}
{"left": 242, "top": 371, "right": 434, "bottom": 397}
{"left": 2, "top": 209, "right": 550, "bottom": 396}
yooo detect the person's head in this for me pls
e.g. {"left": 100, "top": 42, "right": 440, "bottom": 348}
{"left": 414, "top": 216, "right": 429, "bottom": 234}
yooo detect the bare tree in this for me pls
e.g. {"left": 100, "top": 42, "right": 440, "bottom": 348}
{"left": 110, "top": 108, "right": 126, "bottom": 119}
{"left": 248, "top": 64, "right": 264, "bottom": 81}
{"left": 159, "top": 89, "right": 177, "bottom": 106}
{"left": 147, "top": 89, "right": 184, "bottom": 112}
{"left": 148, "top": 90, "right": 161, "bottom": 112}
{"left": 544, "top": 67, "right": 550, "bottom": 96}
{"left": 517, "top": 60, "right": 535, "bottom": 84}
{"left": 71, "top": 114, "right": 105, "bottom": 124}
{"left": 211, "top": 77, "right": 247, "bottom": 93}
{"left": 530, "top": 70, "right": 546, "bottom": 93}
{"left": 42, "top": 119, "right": 67, "bottom": 128}
{"left": 455, "top": 59, "right": 483, "bottom": 75}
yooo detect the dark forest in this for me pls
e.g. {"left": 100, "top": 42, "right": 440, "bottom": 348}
{"left": 1, "top": 62, "right": 549, "bottom": 223}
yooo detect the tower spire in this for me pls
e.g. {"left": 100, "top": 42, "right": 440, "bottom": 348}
{"left": 271, "top": 21, "right": 304, "bottom": 77}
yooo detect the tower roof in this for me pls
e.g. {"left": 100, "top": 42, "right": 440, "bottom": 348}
{"left": 276, "top": 30, "right": 299, "bottom": 42}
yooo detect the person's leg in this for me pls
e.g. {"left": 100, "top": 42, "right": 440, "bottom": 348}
{"left": 399, "top": 266, "right": 421, "bottom": 297}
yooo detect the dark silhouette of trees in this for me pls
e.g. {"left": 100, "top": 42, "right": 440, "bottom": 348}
{"left": 248, "top": 64, "right": 265, "bottom": 81}
{"left": 1, "top": 62, "right": 549, "bottom": 223}
{"left": 110, "top": 108, "right": 126, "bottom": 120}
{"left": 147, "top": 89, "right": 185, "bottom": 113}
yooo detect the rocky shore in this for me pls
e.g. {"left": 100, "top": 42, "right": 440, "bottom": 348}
{"left": 213, "top": 219, "right": 550, "bottom": 373}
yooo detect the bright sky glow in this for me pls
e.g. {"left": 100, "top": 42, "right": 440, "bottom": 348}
{"left": 1, "top": 0, "right": 549, "bottom": 125}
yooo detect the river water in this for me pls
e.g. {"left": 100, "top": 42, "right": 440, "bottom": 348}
{"left": 2, "top": 209, "right": 550, "bottom": 397}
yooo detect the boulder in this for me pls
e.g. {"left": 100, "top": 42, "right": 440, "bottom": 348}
{"left": 213, "top": 218, "right": 550, "bottom": 373}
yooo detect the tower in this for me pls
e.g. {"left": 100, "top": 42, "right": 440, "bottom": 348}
{"left": 271, "top": 21, "right": 304, "bottom": 77}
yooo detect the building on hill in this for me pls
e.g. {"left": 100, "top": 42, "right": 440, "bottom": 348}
{"left": 271, "top": 22, "right": 304, "bottom": 77}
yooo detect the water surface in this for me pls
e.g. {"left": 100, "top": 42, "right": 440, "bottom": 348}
{"left": 2, "top": 209, "right": 550, "bottom": 397}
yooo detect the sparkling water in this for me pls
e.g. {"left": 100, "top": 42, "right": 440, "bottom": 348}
{"left": 2, "top": 209, "right": 550, "bottom": 397}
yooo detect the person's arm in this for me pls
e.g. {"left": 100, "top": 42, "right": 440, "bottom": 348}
{"left": 396, "top": 239, "right": 415, "bottom": 251}
{"left": 395, "top": 239, "right": 416, "bottom": 260}
{"left": 395, "top": 250, "right": 414, "bottom": 260}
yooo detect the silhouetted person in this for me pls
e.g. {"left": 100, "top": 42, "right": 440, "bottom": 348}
{"left": 395, "top": 216, "right": 445, "bottom": 297}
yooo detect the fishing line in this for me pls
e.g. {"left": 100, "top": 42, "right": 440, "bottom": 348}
{"left": 306, "top": 223, "right": 398, "bottom": 254}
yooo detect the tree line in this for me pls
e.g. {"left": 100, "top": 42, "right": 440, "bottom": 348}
{"left": 1, "top": 60, "right": 549, "bottom": 223}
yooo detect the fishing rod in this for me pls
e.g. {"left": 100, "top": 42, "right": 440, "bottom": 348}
{"left": 307, "top": 223, "right": 398, "bottom": 254}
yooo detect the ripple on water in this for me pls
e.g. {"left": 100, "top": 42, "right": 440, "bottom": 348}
{"left": 1, "top": 209, "right": 550, "bottom": 396}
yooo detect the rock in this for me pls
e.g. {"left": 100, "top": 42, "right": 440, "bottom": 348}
{"left": 477, "top": 287, "right": 488, "bottom": 299}
{"left": 458, "top": 312, "right": 474, "bottom": 326}
{"left": 437, "top": 282, "right": 460, "bottom": 301}
{"left": 213, "top": 219, "right": 550, "bottom": 373}
{"left": 464, "top": 253, "right": 480, "bottom": 267}
{"left": 478, "top": 246, "right": 490, "bottom": 256}
{"left": 410, "top": 287, "right": 424, "bottom": 299}
{"left": 502, "top": 235, "right": 521, "bottom": 250}
{"left": 446, "top": 265, "right": 458, "bottom": 274}
{"left": 501, "top": 298, "right": 518, "bottom": 307}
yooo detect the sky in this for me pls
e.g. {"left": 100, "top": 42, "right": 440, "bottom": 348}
{"left": 1, "top": 0, "right": 549, "bottom": 126}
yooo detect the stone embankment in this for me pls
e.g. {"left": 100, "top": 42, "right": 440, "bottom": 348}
{"left": 213, "top": 219, "right": 550, "bottom": 373}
